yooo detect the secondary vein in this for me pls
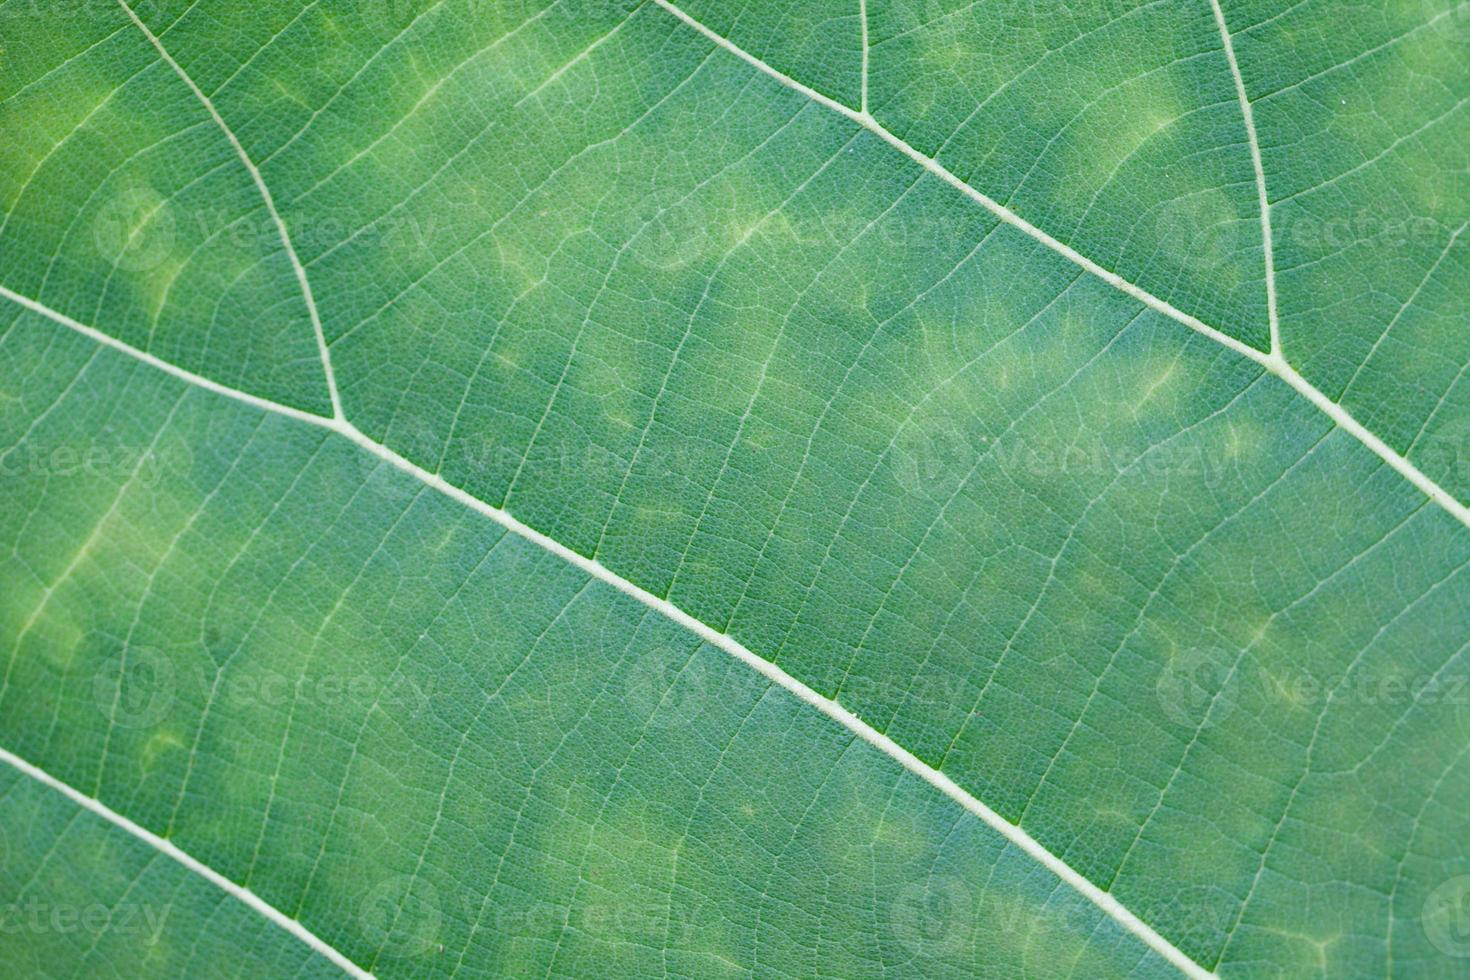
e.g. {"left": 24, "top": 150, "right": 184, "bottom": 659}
{"left": 0, "top": 746, "right": 373, "bottom": 980}
{"left": 1209, "top": 0, "right": 1282, "bottom": 356}
{"left": 0, "top": 282, "right": 1214, "bottom": 980}
{"left": 115, "top": 0, "right": 345, "bottom": 421}
{"left": 648, "top": 0, "right": 1470, "bottom": 535}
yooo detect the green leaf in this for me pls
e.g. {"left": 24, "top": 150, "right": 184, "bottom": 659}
{"left": 1, "top": 1, "right": 1467, "bottom": 977}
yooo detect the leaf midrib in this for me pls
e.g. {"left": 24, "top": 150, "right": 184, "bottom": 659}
{"left": 0, "top": 281, "right": 1214, "bottom": 979}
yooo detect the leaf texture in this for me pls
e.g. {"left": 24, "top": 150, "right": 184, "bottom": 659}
{"left": 1, "top": 1, "right": 1467, "bottom": 977}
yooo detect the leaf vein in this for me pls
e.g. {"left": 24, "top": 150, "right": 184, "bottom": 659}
{"left": 0, "top": 283, "right": 1212, "bottom": 979}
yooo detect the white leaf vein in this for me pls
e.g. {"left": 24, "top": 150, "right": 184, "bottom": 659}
{"left": 115, "top": 0, "right": 344, "bottom": 420}
{"left": 0, "top": 746, "right": 373, "bottom": 980}
{"left": 649, "top": 0, "right": 1470, "bottom": 535}
{"left": 0, "top": 281, "right": 1211, "bottom": 980}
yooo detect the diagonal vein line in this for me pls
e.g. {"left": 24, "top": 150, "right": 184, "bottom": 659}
{"left": 0, "top": 286, "right": 330, "bottom": 428}
{"left": 1209, "top": 0, "right": 1281, "bottom": 356}
{"left": 0, "top": 746, "right": 373, "bottom": 980}
{"left": 649, "top": 0, "right": 1266, "bottom": 365}
{"left": 1347, "top": 220, "right": 1470, "bottom": 402}
{"left": 648, "top": 0, "right": 1470, "bottom": 536}
{"left": 0, "top": 283, "right": 1213, "bottom": 980}
{"left": 115, "top": 0, "right": 344, "bottom": 421}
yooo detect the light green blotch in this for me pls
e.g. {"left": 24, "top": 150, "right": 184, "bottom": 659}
{"left": 1044, "top": 309, "right": 1104, "bottom": 370}
{"left": 904, "top": 297, "right": 1001, "bottom": 391}
{"left": 1358, "top": 36, "right": 1464, "bottom": 217}
{"left": 140, "top": 256, "right": 188, "bottom": 325}
{"left": 565, "top": 349, "right": 642, "bottom": 433}
{"left": 526, "top": 797, "right": 747, "bottom": 971}
{"left": 0, "top": 51, "right": 119, "bottom": 215}
{"left": 1258, "top": 667, "right": 1304, "bottom": 711}
{"left": 1254, "top": 926, "right": 1341, "bottom": 976}
{"left": 689, "top": 220, "right": 823, "bottom": 417}
{"left": 971, "top": 880, "right": 1131, "bottom": 974}
{"left": 871, "top": 809, "right": 933, "bottom": 865}
{"left": 182, "top": 625, "right": 319, "bottom": 827}
{"left": 732, "top": 205, "right": 789, "bottom": 253}
{"left": 7, "top": 490, "right": 185, "bottom": 670}
{"left": 16, "top": 602, "right": 84, "bottom": 673}
{"left": 1125, "top": 353, "right": 1189, "bottom": 416}
{"left": 491, "top": 232, "right": 548, "bottom": 305}
{"left": 495, "top": 680, "right": 567, "bottom": 748}
{"left": 1055, "top": 76, "right": 1188, "bottom": 210}
{"left": 906, "top": 32, "right": 981, "bottom": 125}
{"left": 1221, "top": 417, "right": 1263, "bottom": 462}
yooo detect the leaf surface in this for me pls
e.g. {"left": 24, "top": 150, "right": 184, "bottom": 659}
{"left": 1, "top": 1, "right": 1468, "bottom": 977}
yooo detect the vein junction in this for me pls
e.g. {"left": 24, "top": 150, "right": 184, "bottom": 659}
{"left": 648, "top": 0, "right": 1469, "bottom": 533}
{"left": 0, "top": 280, "right": 1214, "bottom": 978}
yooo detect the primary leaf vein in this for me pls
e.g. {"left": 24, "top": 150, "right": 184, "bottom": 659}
{"left": 0, "top": 283, "right": 1213, "bottom": 979}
